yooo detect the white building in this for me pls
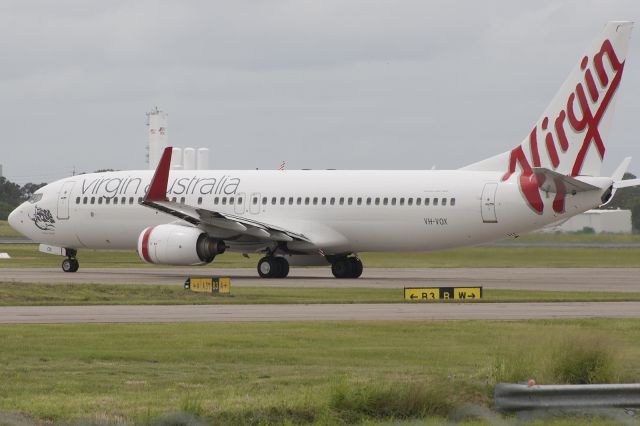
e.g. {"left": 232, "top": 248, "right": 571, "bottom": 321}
{"left": 541, "top": 209, "right": 632, "bottom": 234}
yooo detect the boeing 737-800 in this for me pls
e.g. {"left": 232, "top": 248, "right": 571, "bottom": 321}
{"left": 8, "top": 21, "right": 640, "bottom": 278}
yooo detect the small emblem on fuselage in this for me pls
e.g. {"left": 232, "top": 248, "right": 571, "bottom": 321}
{"left": 29, "top": 206, "right": 56, "bottom": 231}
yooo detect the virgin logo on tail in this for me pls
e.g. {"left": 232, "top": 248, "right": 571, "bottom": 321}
{"left": 503, "top": 39, "right": 625, "bottom": 214}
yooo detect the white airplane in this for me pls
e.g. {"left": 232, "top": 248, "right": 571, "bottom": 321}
{"left": 8, "top": 21, "right": 640, "bottom": 279}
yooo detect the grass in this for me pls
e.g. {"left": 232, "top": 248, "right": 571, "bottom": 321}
{"left": 506, "top": 232, "right": 640, "bottom": 244}
{"left": 3, "top": 244, "right": 640, "bottom": 269}
{"left": 2, "top": 283, "right": 640, "bottom": 306}
{"left": 0, "top": 220, "right": 21, "bottom": 238}
{"left": 0, "top": 319, "right": 639, "bottom": 424}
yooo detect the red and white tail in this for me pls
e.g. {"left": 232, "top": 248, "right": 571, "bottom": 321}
{"left": 464, "top": 21, "right": 633, "bottom": 178}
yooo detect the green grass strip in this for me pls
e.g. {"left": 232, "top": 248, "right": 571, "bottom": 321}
{"left": 2, "top": 282, "right": 640, "bottom": 306}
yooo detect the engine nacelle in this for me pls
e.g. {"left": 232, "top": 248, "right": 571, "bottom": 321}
{"left": 137, "top": 224, "right": 225, "bottom": 266}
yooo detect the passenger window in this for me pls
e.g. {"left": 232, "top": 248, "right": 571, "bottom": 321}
{"left": 399, "top": 198, "right": 405, "bottom": 206}
{"left": 90, "top": 197, "right": 95, "bottom": 204}
{"left": 272, "top": 197, "right": 276, "bottom": 205}
{"left": 433, "top": 198, "right": 439, "bottom": 206}
{"left": 252, "top": 197, "right": 258, "bottom": 205}
{"left": 408, "top": 198, "right": 413, "bottom": 206}
{"left": 108, "top": 197, "right": 113, "bottom": 205}
{"left": 391, "top": 198, "right": 396, "bottom": 206}
{"left": 348, "top": 197, "right": 353, "bottom": 205}
{"left": 129, "top": 197, "right": 134, "bottom": 204}
{"left": 330, "top": 198, "right": 335, "bottom": 205}
{"left": 305, "top": 197, "right": 310, "bottom": 205}
{"left": 416, "top": 198, "right": 421, "bottom": 206}
{"left": 297, "top": 197, "right": 302, "bottom": 205}
{"left": 289, "top": 197, "right": 293, "bottom": 205}
{"left": 214, "top": 197, "right": 219, "bottom": 205}
{"left": 442, "top": 198, "right": 447, "bottom": 206}
{"left": 238, "top": 197, "right": 243, "bottom": 204}
{"left": 375, "top": 198, "right": 380, "bottom": 205}
{"left": 366, "top": 197, "right": 371, "bottom": 205}
{"left": 451, "top": 198, "right": 456, "bottom": 206}
{"left": 98, "top": 197, "right": 103, "bottom": 205}
{"left": 321, "top": 197, "right": 327, "bottom": 205}
{"left": 181, "top": 197, "right": 186, "bottom": 204}
{"left": 313, "top": 197, "right": 318, "bottom": 205}
{"left": 357, "top": 197, "right": 362, "bottom": 206}
{"left": 83, "top": 197, "right": 88, "bottom": 204}
{"left": 222, "top": 197, "right": 227, "bottom": 205}
{"left": 138, "top": 197, "right": 143, "bottom": 203}
{"left": 75, "top": 197, "right": 80, "bottom": 204}
{"left": 383, "top": 198, "right": 388, "bottom": 205}
{"left": 121, "top": 197, "right": 126, "bottom": 204}
{"left": 198, "top": 197, "right": 202, "bottom": 205}
{"left": 339, "top": 197, "right": 344, "bottom": 205}
{"left": 280, "top": 197, "right": 285, "bottom": 205}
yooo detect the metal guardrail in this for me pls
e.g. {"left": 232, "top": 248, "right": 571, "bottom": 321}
{"left": 495, "top": 383, "right": 640, "bottom": 412}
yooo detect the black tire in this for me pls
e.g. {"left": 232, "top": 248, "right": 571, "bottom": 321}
{"left": 258, "top": 257, "right": 274, "bottom": 278}
{"left": 275, "top": 257, "right": 290, "bottom": 278}
{"left": 348, "top": 257, "right": 363, "bottom": 278}
{"left": 70, "top": 259, "right": 80, "bottom": 272}
{"left": 331, "top": 258, "right": 352, "bottom": 279}
{"left": 62, "top": 258, "right": 77, "bottom": 273}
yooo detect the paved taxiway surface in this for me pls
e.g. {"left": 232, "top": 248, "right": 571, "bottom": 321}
{"left": 3, "top": 267, "right": 640, "bottom": 292}
{"left": 2, "top": 302, "right": 640, "bottom": 324}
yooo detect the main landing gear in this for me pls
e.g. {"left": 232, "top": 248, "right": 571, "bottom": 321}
{"left": 61, "top": 249, "right": 79, "bottom": 273}
{"left": 330, "top": 256, "right": 363, "bottom": 279}
{"left": 257, "top": 256, "right": 290, "bottom": 278}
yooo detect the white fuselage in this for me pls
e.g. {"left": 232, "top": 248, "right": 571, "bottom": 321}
{"left": 8, "top": 169, "right": 606, "bottom": 255}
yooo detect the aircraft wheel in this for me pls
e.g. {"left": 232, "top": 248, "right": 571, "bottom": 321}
{"left": 349, "top": 257, "right": 363, "bottom": 278}
{"left": 275, "top": 257, "right": 289, "bottom": 278}
{"left": 62, "top": 258, "right": 79, "bottom": 273}
{"left": 331, "top": 258, "right": 353, "bottom": 279}
{"left": 258, "top": 257, "right": 276, "bottom": 278}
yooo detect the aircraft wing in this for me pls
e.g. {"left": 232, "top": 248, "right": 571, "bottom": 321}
{"left": 532, "top": 167, "right": 600, "bottom": 194}
{"left": 140, "top": 147, "right": 312, "bottom": 243}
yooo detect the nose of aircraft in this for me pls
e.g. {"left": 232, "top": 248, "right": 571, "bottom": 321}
{"left": 7, "top": 205, "right": 24, "bottom": 235}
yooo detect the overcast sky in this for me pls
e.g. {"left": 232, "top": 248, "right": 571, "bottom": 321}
{"left": 1, "top": 0, "right": 639, "bottom": 184}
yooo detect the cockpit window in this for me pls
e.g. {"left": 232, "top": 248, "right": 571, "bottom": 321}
{"left": 28, "top": 193, "right": 43, "bottom": 204}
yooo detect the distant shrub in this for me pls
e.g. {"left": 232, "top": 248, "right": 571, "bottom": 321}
{"left": 329, "top": 380, "right": 453, "bottom": 423}
{"left": 552, "top": 337, "right": 616, "bottom": 384}
{"left": 581, "top": 226, "right": 596, "bottom": 234}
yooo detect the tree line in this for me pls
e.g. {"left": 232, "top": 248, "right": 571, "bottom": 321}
{"left": 0, "top": 177, "right": 47, "bottom": 220}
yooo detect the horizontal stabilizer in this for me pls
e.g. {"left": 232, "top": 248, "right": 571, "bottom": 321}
{"left": 614, "top": 178, "right": 640, "bottom": 189}
{"left": 532, "top": 168, "right": 600, "bottom": 194}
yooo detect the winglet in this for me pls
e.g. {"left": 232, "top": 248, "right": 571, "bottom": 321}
{"left": 144, "top": 147, "right": 173, "bottom": 202}
{"left": 612, "top": 157, "right": 632, "bottom": 182}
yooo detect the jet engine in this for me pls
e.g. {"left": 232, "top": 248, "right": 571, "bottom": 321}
{"left": 137, "top": 224, "right": 225, "bottom": 265}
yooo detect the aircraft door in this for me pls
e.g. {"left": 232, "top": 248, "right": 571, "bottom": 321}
{"left": 57, "top": 181, "right": 75, "bottom": 220}
{"left": 234, "top": 193, "right": 246, "bottom": 214}
{"left": 481, "top": 183, "right": 498, "bottom": 223}
{"left": 249, "top": 192, "right": 261, "bottom": 214}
